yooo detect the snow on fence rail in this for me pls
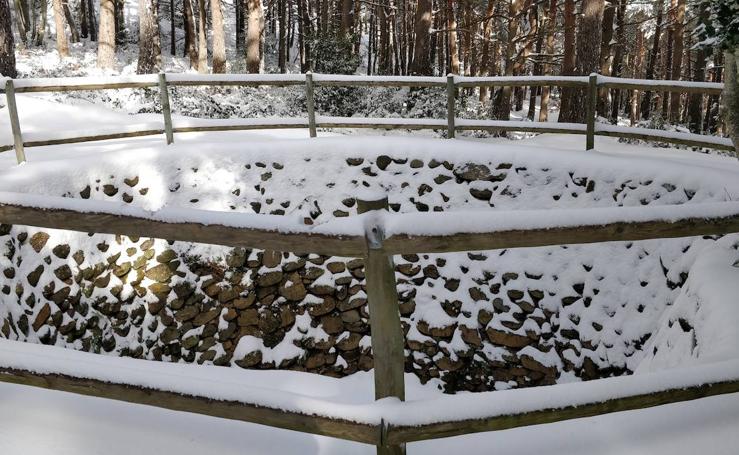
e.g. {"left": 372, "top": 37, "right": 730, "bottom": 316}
{"left": 3, "top": 189, "right": 739, "bottom": 453}
{"left": 0, "top": 72, "right": 733, "bottom": 165}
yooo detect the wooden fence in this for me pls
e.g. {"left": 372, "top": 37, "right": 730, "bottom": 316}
{"left": 2, "top": 189, "right": 739, "bottom": 454}
{"left": 0, "top": 72, "right": 732, "bottom": 165}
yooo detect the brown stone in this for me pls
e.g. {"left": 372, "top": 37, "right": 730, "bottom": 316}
{"left": 32, "top": 303, "right": 51, "bottom": 331}
{"left": 321, "top": 315, "right": 344, "bottom": 334}
{"left": 237, "top": 309, "right": 259, "bottom": 327}
{"left": 307, "top": 296, "right": 336, "bottom": 317}
{"left": 52, "top": 244, "right": 70, "bottom": 259}
{"left": 258, "top": 271, "right": 283, "bottom": 287}
{"left": 460, "top": 325, "right": 482, "bottom": 348}
{"left": 27, "top": 265, "right": 44, "bottom": 286}
{"left": 145, "top": 264, "right": 174, "bottom": 283}
{"left": 262, "top": 250, "right": 282, "bottom": 268}
{"left": 279, "top": 273, "right": 308, "bottom": 301}
{"left": 417, "top": 320, "right": 456, "bottom": 338}
{"left": 337, "top": 333, "right": 363, "bottom": 351}
{"left": 175, "top": 305, "right": 200, "bottom": 322}
{"left": 193, "top": 308, "right": 221, "bottom": 326}
{"left": 29, "top": 232, "right": 50, "bottom": 253}
{"left": 486, "top": 327, "right": 533, "bottom": 348}
{"left": 233, "top": 294, "right": 256, "bottom": 309}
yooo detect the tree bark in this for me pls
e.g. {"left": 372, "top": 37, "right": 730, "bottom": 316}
{"left": 35, "top": 0, "right": 48, "bottom": 45}
{"left": 212, "top": 0, "right": 226, "bottom": 73}
{"left": 609, "top": 0, "right": 625, "bottom": 122}
{"left": 183, "top": 0, "right": 197, "bottom": 67}
{"left": 277, "top": 0, "right": 286, "bottom": 72}
{"left": 560, "top": 0, "right": 603, "bottom": 123}
{"left": 14, "top": 0, "right": 29, "bottom": 43}
{"left": 196, "top": 0, "right": 207, "bottom": 72}
{"left": 340, "top": 0, "right": 352, "bottom": 38}
{"left": 640, "top": 0, "right": 662, "bottom": 119}
{"left": 724, "top": 47, "right": 739, "bottom": 154}
{"left": 97, "top": 0, "right": 115, "bottom": 68}
{"left": 80, "top": 0, "right": 88, "bottom": 38}
{"left": 597, "top": 0, "right": 615, "bottom": 116}
{"left": 52, "top": 0, "right": 70, "bottom": 57}
{"left": 446, "top": 0, "right": 458, "bottom": 74}
{"left": 246, "top": 0, "right": 263, "bottom": 73}
{"left": 538, "top": 0, "right": 556, "bottom": 120}
{"left": 87, "top": 0, "right": 97, "bottom": 41}
{"left": 668, "top": 0, "right": 685, "bottom": 122}
{"left": 410, "top": 0, "right": 432, "bottom": 75}
{"left": 0, "top": 0, "right": 16, "bottom": 77}
{"left": 136, "top": 0, "right": 162, "bottom": 74}
{"left": 479, "top": 0, "right": 496, "bottom": 102}
{"left": 62, "top": 0, "right": 79, "bottom": 42}
{"left": 557, "top": 0, "right": 576, "bottom": 122}
{"left": 493, "top": 0, "right": 522, "bottom": 120}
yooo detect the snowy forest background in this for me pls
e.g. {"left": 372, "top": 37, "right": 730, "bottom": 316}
{"left": 0, "top": 0, "right": 736, "bottom": 139}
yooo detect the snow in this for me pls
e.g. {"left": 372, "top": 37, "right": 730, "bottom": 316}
{"left": 12, "top": 74, "right": 159, "bottom": 89}
{"left": 596, "top": 124, "right": 734, "bottom": 148}
{"left": 312, "top": 74, "right": 445, "bottom": 85}
{"left": 165, "top": 73, "right": 306, "bottom": 84}
{"left": 456, "top": 75, "right": 591, "bottom": 84}
{"left": 596, "top": 75, "right": 724, "bottom": 91}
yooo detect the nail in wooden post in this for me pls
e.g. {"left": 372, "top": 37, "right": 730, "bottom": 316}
{"left": 5, "top": 80, "right": 26, "bottom": 164}
{"left": 446, "top": 74, "right": 456, "bottom": 139}
{"left": 586, "top": 73, "right": 598, "bottom": 150}
{"left": 305, "top": 72, "right": 317, "bottom": 138}
{"left": 158, "top": 73, "right": 174, "bottom": 145}
{"left": 357, "top": 195, "right": 406, "bottom": 455}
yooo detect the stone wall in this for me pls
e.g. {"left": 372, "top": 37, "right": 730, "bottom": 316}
{"left": 0, "top": 150, "right": 731, "bottom": 392}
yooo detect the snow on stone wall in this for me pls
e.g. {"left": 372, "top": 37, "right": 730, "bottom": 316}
{"left": 1, "top": 137, "right": 737, "bottom": 392}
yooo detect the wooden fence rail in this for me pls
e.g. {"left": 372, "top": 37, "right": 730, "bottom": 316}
{"left": 1, "top": 73, "right": 733, "bottom": 165}
{"left": 3, "top": 191, "right": 739, "bottom": 454}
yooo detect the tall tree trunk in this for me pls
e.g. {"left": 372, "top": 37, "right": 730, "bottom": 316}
{"left": 378, "top": 2, "right": 390, "bottom": 74}
{"left": 52, "top": 0, "right": 70, "bottom": 57}
{"left": 212, "top": 0, "right": 226, "bottom": 72}
{"left": 136, "top": 0, "right": 161, "bottom": 73}
{"left": 687, "top": 3, "right": 708, "bottom": 134}
{"left": 246, "top": 0, "right": 262, "bottom": 73}
{"left": 446, "top": 0, "right": 458, "bottom": 74}
{"left": 80, "top": 0, "right": 88, "bottom": 38}
{"left": 668, "top": 0, "right": 685, "bottom": 122}
{"left": 479, "top": 0, "right": 496, "bottom": 102}
{"left": 526, "top": 3, "right": 540, "bottom": 121}
{"left": 410, "top": 0, "right": 432, "bottom": 75}
{"left": 114, "top": 0, "right": 124, "bottom": 44}
{"left": 629, "top": 29, "right": 645, "bottom": 125}
{"left": 278, "top": 0, "right": 286, "bottom": 72}
{"left": 97, "top": 0, "right": 115, "bottom": 67}
{"left": 87, "top": 0, "right": 97, "bottom": 41}
{"left": 183, "top": 0, "right": 197, "bottom": 66}
{"left": 0, "top": 0, "right": 16, "bottom": 77}
{"left": 640, "top": 0, "right": 662, "bottom": 119}
{"left": 196, "top": 0, "right": 207, "bottom": 72}
{"left": 560, "top": 0, "right": 603, "bottom": 123}
{"left": 596, "top": 0, "right": 615, "bottom": 116}
{"left": 558, "top": 0, "right": 576, "bottom": 122}
{"left": 494, "top": 0, "right": 522, "bottom": 120}
{"left": 35, "top": 0, "right": 48, "bottom": 45}
{"left": 14, "top": 0, "right": 29, "bottom": 43}
{"left": 298, "top": 0, "right": 310, "bottom": 71}
{"left": 320, "top": 0, "right": 328, "bottom": 34}
{"left": 609, "top": 0, "right": 625, "bottom": 122}
{"left": 539, "top": 0, "right": 556, "bottom": 120}
{"left": 724, "top": 47, "right": 739, "bottom": 154}
{"left": 236, "top": 0, "right": 244, "bottom": 53}
{"left": 63, "top": 0, "right": 79, "bottom": 42}
{"left": 340, "top": 0, "right": 352, "bottom": 38}
{"left": 169, "top": 0, "right": 175, "bottom": 55}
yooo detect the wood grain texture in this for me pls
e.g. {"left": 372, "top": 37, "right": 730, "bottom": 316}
{"left": 381, "top": 214, "right": 739, "bottom": 255}
{"left": 0, "top": 203, "right": 366, "bottom": 256}
{"left": 23, "top": 129, "right": 165, "bottom": 148}
{"left": 595, "top": 129, "right": 734, "bottom": 151}
{"left": 0, "top": 368, "right": 381, "bottom": 445}
{"left": 386, "top": 379, "right": 739, "bottom": 444}
{"left": 597, "top": 80, "right": 723, "bottom": 95}
{"left": 5, "top": 80, "right": 26, "bottom": 163}
{"left": 14, "top": 82, "right": 158, "bottom": 93}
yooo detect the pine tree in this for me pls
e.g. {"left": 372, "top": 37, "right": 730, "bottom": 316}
{"left": 0, "top": 0, "right": 15, "bottom": 77}
{"left": 97, "top": 0, "right": 116, "bottom": 68}
{"left": 136, "top": 0, "right": 162, "bottom": 74}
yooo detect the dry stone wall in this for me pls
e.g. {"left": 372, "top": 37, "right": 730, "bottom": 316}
{"left": 0, "top": 148, "right": 734, "bottom": 392}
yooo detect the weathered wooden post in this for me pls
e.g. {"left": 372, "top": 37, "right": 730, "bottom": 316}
{"left": 305, "top": 72, "right": 317, "bottom": 138}
{"left": 357, "top": 195, "right": 406, "bottom": 455}
{"left": 586, "top": 73, "right": 598, "bottom": 150}
{"left": 158, "top": 73, "right": 174, "bottom": 145}
{"left": 446, "top": 74, "right": 456, "bottom": 139}
{"left": 5, "top": 80, "right": 26, "bottom": 164}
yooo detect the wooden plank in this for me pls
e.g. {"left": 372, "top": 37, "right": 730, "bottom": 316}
{"left": 167, "top": 80, "right": 305, "bottom": 87}
{"left": 306, "top": 72, "right": 317, "bottom": 138}
{"left": 358, "top": 197, "right": 406, "bottom": 403}
{"left": 358, "top": 196, "right": 407, "bottom": 455}
{"left": 386, "top": 378, "right": 739, "bottom": 444}
{"left": 158, "top": 73, "right": 174, "bottom": 144}
{"left": 0, "top": 203, "right": 366, "bottom": 257}
{"left": 595, "top": 129, "right": 735, "bottom": 151}
{"left": 446, "top": 75, "right": 456, "bottom": 139}
{"left": 597, "top": 80, "right": 723, "bottom": 95}
{"left": 23, "top": 129, "right": 165, "bottom": 148}
{"left": 172, "top": 123, "right": 309, "bottom": 133}
{"left": 0, "top": 367, "right": 381, "bottom": 445}
{"left": 5, "top": 80, "right": 26, "bottom": 163}
{"left": 317, "top": 121, "right": 447, "bottom": 130}
{"left": 14, "top": 82, "right": 158, "bottom": 93}
{"left": 381, "top": 213, "right": 739, "bottom": 255}
{"left": 586, "top": 74, "right": 597, "bottom": 150}
{"left": 314, "top": 80, "right": 445, "bottom": 88}
{"left": 456, "top": 78, "right": 588, "bottom": 88}
{"left": 456, "top": 123, "right": 586, "bottom": 135}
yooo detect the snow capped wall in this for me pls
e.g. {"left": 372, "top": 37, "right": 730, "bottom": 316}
{"left": 1, "top": 137, "right": 738, "bottom": 392}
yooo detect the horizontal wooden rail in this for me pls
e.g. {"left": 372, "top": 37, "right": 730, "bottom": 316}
{"left": 0, "top": 367, "right": 381, "bottom": 445}
{"left": 385, "top": 377, "right": 739, "bottom": 444}
{"left": 0, "top": 199, "right": 366, "bottom": 257}
{"left": 23, "top": 129, "right": 165, "bottom": 148}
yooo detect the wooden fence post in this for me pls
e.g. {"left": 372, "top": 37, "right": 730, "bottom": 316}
{"left": 446, "top": 74, "right": 456, "bottom": 139}
{"left": 305, "top": 72, "right": 317, "bottom": 138}
{"left": 358, "top": 195, "right": 406, "bottom": 455}
{"left": 586, "top": 73, "right": 598, "bottom": 150}
{"left": 158, "top": 73, "right": 174, "bottom": 145}
{"left": 5, "top": 80, "right": 26, "bottom": 164}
